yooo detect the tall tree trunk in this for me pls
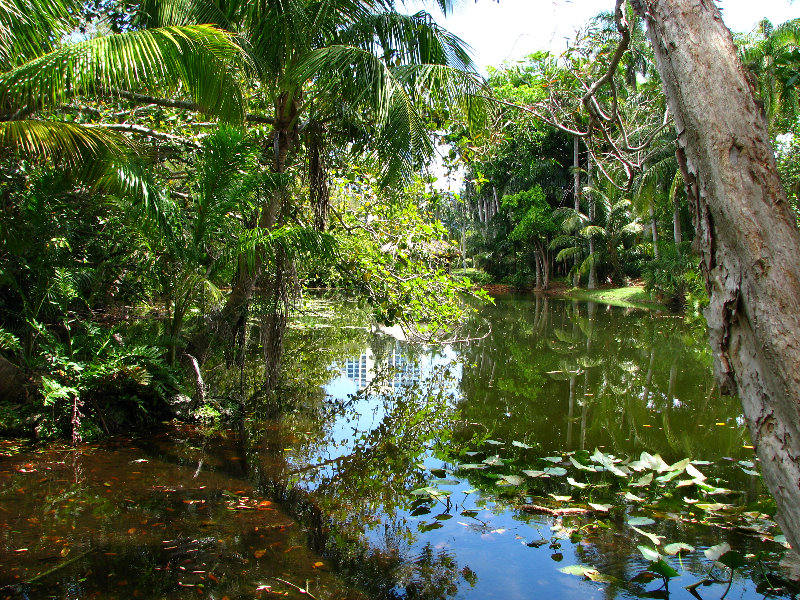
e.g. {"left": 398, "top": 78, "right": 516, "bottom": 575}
{"left": 639, "top": 0, "right": 800, "bottom": 553}
{"left": 587, "top": 153, "right": 598, "bottom": 289}
{"left": 649, "top": 200, "right": 660, "bottom": 259}
{"left": 573, "top": 136, "right": 581, "bottom": 288}
{"left": 673, "top": 192, "right": 683, "bottom": 248}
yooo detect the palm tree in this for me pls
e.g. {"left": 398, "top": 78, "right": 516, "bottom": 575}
{"left": 551, "top": 184, "right": 641, "bottom": 286}
{"left": 739, "top": 18, "right": 800, "bottom": 135}
{"left": 137, "top": 0, "right": 490, "bottom": 394}
{"left": 0, "top": 0, "right": 246, "bottom": 172}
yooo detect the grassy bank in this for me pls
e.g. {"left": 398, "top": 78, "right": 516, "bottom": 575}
{"left": 562, "top": 286, "right": 667, "bottom": 310}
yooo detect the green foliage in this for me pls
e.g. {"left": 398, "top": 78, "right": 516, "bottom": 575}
{"left": 324, "top": 175, "right": 490, "bottom": 341}
{"left": 502, "top": 186, "right": 558, "bottom": 243}
{"left": 642, "top": 244, "right": 705, "bottom": 311}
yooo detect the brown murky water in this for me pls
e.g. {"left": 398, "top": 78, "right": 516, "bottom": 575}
{"left": 0, "top": 427, "right": 363, "bottom": 600}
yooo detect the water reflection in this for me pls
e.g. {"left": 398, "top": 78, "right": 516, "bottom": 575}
{"left": 2, "top": 295, "right": 796, "bottom": 600}
{"left": 258, "top": 294, "right": 793, "bottom": 600}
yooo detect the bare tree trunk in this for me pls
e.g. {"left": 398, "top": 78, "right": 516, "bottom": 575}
{"left": 573, "top": 136, "right": 581, "bottom": 288}
{"left": 587, "top": 153, "right": 598, "bottom": 289}
{"left": 673, "top": 193, "right": 682, "bottom": 248}
{"left": 639, "top": 0, "right": 800, "bottom": 553}
{"left": 649, "top": 200, "right": 660, "bottom": 259}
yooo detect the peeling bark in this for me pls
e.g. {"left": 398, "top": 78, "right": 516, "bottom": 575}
{"left": 638, "top": 0, "right": 800, "bottom": 552}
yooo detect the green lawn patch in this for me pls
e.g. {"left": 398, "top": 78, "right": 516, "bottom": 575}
{"left": 563, "top": 286, "right": 666, "bottom": 310}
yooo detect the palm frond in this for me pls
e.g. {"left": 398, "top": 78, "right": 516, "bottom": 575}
{"left": 0, "top": 120, "right": 133, "bottom": 167}
{"left": 0, "top": 25, "right": 247, "bottom": 123}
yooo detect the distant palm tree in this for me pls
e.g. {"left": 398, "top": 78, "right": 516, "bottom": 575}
{"left": 739, "top": 18, "right": 800, "bottom": 134}
{"left": 551, "top": 184, "right": 641, "bottom": 286}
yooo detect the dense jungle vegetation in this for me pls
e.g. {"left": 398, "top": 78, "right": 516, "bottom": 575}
{"left": 0, "top": 0, "right": 798, "bottom": 447}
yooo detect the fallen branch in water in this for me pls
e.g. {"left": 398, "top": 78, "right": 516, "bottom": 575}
{"left": 519, "top": 504, "right": 589, "bottom": 516}
{"left": 0, "top": 547, "right": 96, "bottom": 592}
{"left": 270, "top": 577, "right": 319, "bottom": 599}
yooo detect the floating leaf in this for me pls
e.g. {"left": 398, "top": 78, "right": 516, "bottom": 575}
{"left": 458, "top": 463, "right": 487, "bottom": 470}
{"left": 624, "top": 492, "right": 645, "bottom": 502}
{"left": 434, "top": 513, "right": 453, "bottom": 521}
{"left": 542, "top": 456, "right": 563, "bottom": 463}
{"left": 704, "top": 542, "right": 731, "bottom": 561}
{"left": 484, "top": 439, "right": 503, "bottom": 446}
{"left": 544, "top": 467, "right": 568, "bottom": 477}
{"left": 460, "top": 510, "right": 478, "bottom": 518}
{"left": 549, "top": 494, "right": 572, "bottom": 502}
{"left": 664, "top": 542, "right": 695, "bottom": 556}
{"left": 675, "top": 479, "right": 696, "bottom": 488}
{"left": 656, "top": 469, "right": 683, "bottom": 483}
{"left": 695, "top": 503, "right": 732, "bottom": 512}
{"left": 567, "top": 477, "right": 588, "bottom": 489}
{"left": 411, "top": 486, "right": 451, "bottom": 497}
{"left": 630, "top": 472, "right": 653, "bottom": 487}
{"left": 686, "top": 464, "right": 706, "bottom": 481}
{"left": 559, "top": 565, "right": 599, "bottom": 578}
{"left": 410, "top": 506, "right": 431, "bottom": 516}
{"left": 627, "top": 516, "right": 655, "bottom": 527}
{"left": 431, "top": 479, "right": 461, "bottom": 486}
{"left": 632, "top": 526, "right": 664, "bottom": 545}
{"left": 312, "top": 561, "right": 324, "bottom": 568}
{"left": 668, "top": 458, "right": 691, "bottom": 472}
{"left": 569, "top": 456, "right": 596, "bottom": 472}
{"left": 522, "top": 469, "right": 548, "bottom": 478}
{"left": 638, "top": 545, "right": 661, "bottom": 561}
{"left": 430, "top": 468, "right": 447, "bottom": 478}
{"left": 420, "top": 521, "right": 444, "bottom": 532}
{"left": 483, "top": 455, "right": 504, "bottom": 467}
{"left": 588, "top": 503, "right": 612, "bottom": 512}
{"left": 254, "top": 549, "right": 266, "bottom": 559}
{"left": 498, "top": 475, "right": 525, "bottom": 486}
{"left": 512, "top": 440, "right": 533, "bottom": 449}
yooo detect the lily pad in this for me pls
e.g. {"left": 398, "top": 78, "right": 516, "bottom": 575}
{"left": 569, "top": 456, "right": 596, "bottom": 471}
{"left": 497, "top": 474, "right": 525, "bottom": 486}
{"left": 512, "top": 440, "right": 534, "bottom": 449}
{"left": 522, "top": 469, "right": 548, "bottom": 478}
{"left": 559, "top": 565, "right": 601, "bottom": 579}
{"left": 632, "top": 525, "right": 664, "bottom": 546}
{"left": 638, "top": 545, "right": 661, "bottom": 561}
{"left": 627, "top": 516, "right": 656, "bottom": 527}
{"left": 541, "top": 456, "right": 563, "bottom": 463}
{"left": 664, "top": 542, "right": 695, "bottom": 556}
{"left": 544, "top": 466, "right": 568, "bottom": 477}
{"left": 704, "top": 542, "right": 731, "bottom": 561}
{"left": 686, "top": 463, "right": 707, "bottom": 481}
{"left": 567, "top": 477, "right": 588, "bottom": 489}
{"left": 549, "top": 494, "right": 572, "bottom": 502}
{"left": 630, "top": 472, "right": 653, "bottom": 487}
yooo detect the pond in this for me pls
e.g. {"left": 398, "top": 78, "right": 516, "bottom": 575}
{"left": 1, "top": 294, "right": 796, "bottom": 600}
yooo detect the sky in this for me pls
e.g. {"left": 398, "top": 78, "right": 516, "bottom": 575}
{"left": 406, "top": 0, "right": 799, "bottom": 74}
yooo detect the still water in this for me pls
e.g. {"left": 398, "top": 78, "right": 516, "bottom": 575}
{"left": 0, "top": 295, "right": 795, "bottom": 599}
